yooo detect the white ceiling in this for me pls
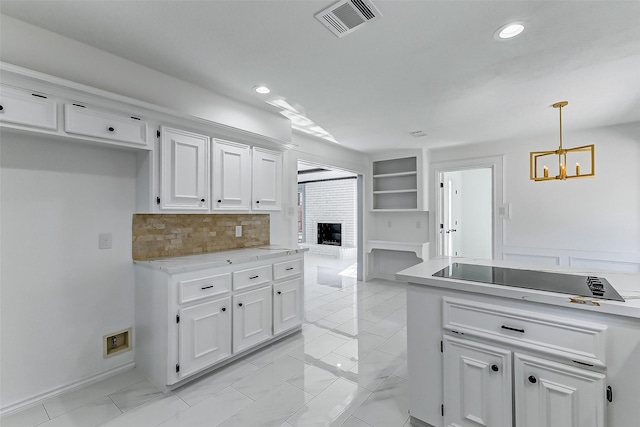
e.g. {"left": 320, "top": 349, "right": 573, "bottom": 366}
{"left": 1, "top": 1, "right": 639, "bottom": 153}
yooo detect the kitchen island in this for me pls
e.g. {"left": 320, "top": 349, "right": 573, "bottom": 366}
{"left": 397, "top": 257, "right": 640, "bottom": 427}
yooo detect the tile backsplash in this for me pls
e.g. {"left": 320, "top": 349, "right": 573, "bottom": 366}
{"left": 132, "top": 214, "right": 270, "bottom": 260}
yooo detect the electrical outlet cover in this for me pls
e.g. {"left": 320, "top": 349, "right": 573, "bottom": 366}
{"left": 99, "top": 233, "right": 112, "bottom": 249}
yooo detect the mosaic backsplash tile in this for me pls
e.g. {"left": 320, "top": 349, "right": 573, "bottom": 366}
{"left": 133, "top": 214, "right": 270, "bottom": 260}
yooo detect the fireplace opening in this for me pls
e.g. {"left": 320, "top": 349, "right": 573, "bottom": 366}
{"left": 317, "top": 223, "right": 342, "bottom": 246}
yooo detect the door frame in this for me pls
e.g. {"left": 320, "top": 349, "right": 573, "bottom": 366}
{"left": 295, "top": 159, "right": 364, "bottom": 281}
{"left": 431, "top": 155, "right": 505, "bottom": 260}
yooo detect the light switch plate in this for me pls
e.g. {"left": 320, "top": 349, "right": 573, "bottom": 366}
{"left": 99, "top": 233, "right": 112, "bottom": 249}
{"left": 498, "top": 203, "right": 511, "bottom": 219}
{"left": 235, "top": 225, "right": 242, "bottom": 237}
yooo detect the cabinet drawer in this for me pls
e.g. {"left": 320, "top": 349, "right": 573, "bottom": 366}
{"left": 178, "top": 273, "right": 230, "bottom": 304}
{"left": 233, "top": 264, "right": 272, "bottom": 291}
{"left": 443, "top": 297, "right": 607, "bottom": 366}
{"left": 0, "top": 85, "right": 57, "bottom": 130}
{"left": 64, "top": 104, "right": 148, "bottom": 145}
{"left": 273, "top": 258, "right": 303, "bottom": 280}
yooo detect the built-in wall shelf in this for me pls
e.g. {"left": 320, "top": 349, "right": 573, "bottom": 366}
{"left": 366, "top": 240, "right": 430, "bottom": 260}
{"left": 372, "top": 153, "right": 426, "bottom": 211}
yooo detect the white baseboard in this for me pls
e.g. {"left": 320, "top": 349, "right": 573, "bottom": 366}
{"left": 0, "top": 362, "right": 135, "bottom": 416}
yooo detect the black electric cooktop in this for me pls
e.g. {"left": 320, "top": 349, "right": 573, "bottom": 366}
{"left": 433, "top": 263, "right": 625, "bottom": 302}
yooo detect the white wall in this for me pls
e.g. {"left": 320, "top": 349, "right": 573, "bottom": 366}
{"left": 0, "top": 132, "right": 137, "bottom": 411}
{"left": 0, "top": 15, "right": 291, "bottom": 143}
{"left": 302, "top": 178, "right": 357, "bottom": 247}
{"left": 430, "top": 122, "right": 640, "bottom": 271}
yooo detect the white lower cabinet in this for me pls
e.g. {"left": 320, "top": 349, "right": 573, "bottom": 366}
{"left": 233, "top": 286, "right": 273, "bottom": 353}
{"left": 406, "top": 286, "right": 624, "bottom": 427}
{"left": 178, "top": 297, "right": 231, "bottom": 378}
{"left": 135, "top": 251, "right": 304, "bottom": 391}
{"left": 514, "top": 353, "right": 605, "bottom": 427}
{"left": 443, "top": 335, "right": 512, "bottom": 427}
{"left": 273, "top": 278, "right": 304, "bottom": 335}
{"left": 443, "top": 335, "right": 605, "bottom": 427}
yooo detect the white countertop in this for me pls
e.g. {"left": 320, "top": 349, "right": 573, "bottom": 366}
{"left": 396, "top": 257, "right": 640, "bottom": 319}
{"left": 133, "top": 246, "right": 309, "bottom": 273}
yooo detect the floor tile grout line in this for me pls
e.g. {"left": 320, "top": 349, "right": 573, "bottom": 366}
{"left": 228, "top": 384, "right": 257, "bottom": 403}
{"left": 348, "top": 414, "right": 375, "bottom": 427}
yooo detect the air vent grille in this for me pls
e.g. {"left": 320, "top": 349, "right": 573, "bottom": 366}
{"left": 322, "top": 14, "right": 348, "bottom": 34}
{"left": 333, "top": 3, "right": 365, "bottom": 29}
{"left": 352, "top": 0, "right": 376, "bottom": 20}
{"left": 315, "top": 0, "right": 382, "bottom": 38}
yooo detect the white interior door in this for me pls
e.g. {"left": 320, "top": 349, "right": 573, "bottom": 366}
{"left": 441, "top": 171, "right": 462, "bottom": 256}
{"left": 439, "top": 168, "right": 492, "bottom": 259}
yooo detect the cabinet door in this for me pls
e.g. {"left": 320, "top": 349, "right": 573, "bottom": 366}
{"left": 160, "top": 126, "right": 209, "bottom": 210}
{"left": 251, "top": 147, "right": 282, "bottom": 211}
{"left": 178, "top": 297, "right": 231, "bottom": 378}
{"left": 273, "top": 277, "right": 303, "bottom": 335}
{"left": 443, "top": 335, "right": 512, "bottom": 427}
{"left": 212, "top": 139, "right": 251, "bottom": 211}
{"left": 233, "top": 286, "right": 273, "bottom": 353}
{"left": 64, "top": 104, "right": 148, "bottom": 146}
{"left": 0, "top": 85, "right": 57, "bottom": 130}
{"left": 514, "top": 353, "right": 606, "bottom": 427}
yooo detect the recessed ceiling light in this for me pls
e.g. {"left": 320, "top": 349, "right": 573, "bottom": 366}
{"left": 253, "top": 85, "right": 271, "bottom": 94}
{"left": 495, "top": 22, "right": 525, "bottom": 40}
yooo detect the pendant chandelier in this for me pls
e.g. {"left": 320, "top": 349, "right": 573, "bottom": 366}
{"left": 529, "top": 101, "right": 595, "bottom": 181}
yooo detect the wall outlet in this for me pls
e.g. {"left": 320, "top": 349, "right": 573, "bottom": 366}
{"left": 235, "top": 225, "right": 242, "bottom": 237}
{"left": 98, "top": 233, "right": 112, "bottom": 249}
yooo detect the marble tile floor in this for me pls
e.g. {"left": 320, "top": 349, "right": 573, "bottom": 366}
{"left": 2, "top": 254, "right": 411, "bottom": 427}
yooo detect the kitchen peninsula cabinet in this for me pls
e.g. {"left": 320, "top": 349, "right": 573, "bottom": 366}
{"left": 397, "top": 258, "right": 640, "bottom": 427}
{"left": 134, "top": 247, "right": 306, "bottom": 391}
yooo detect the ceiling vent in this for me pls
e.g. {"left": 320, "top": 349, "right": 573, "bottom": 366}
{"left": 315, "top": 0, "right": 382, "bottom": 38}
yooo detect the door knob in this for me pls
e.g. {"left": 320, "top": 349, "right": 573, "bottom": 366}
{"left": 491, "top": 364, "right": 499, "bottom": 372}
{"left": 528, "top": 375, "right": 537, "bottom": 384}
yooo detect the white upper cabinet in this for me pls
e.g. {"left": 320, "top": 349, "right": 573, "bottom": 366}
{"left": 251, "top": 147, "right": 282, "bottom": 211}
{"left": 64, "top": 104, "right": 148, "bottom": 146}
{"left": 160, "top": 126, "right": 210, "bottom": 211}
{"left": 0, "top": 85, "right": 57, "bottom": 130}
{"left": 212, "top": 139, "right": 251, "bottom": 211}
